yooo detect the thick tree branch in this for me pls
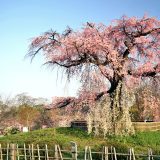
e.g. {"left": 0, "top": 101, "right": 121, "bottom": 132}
{"left": 45, "top": 59, "right": 85, "bottom": 68}
{"left": 122, "top": 48, "right": 130, "bottom": 58}
{"left": 133, "top": 27, "right": 160, "bottom": 38}
{"left": 128, "top": 64, "right": 159, "bottom": 77}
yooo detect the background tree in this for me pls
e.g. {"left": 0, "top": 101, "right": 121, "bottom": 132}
{"left": 14, "top": 92, "right": 36, "bottom": 106}
{"left": 34, "top": 105, "right": 53, "bottom": 129}
{"left": 131, "top": 76, "right": 160, "bottom": 122}
{"left": 0, "top": 93, "right": 50, "bottom": 132}
{"left": 0, "top": 95, "right": 19, "bottom": 129}
{"left": 28, "top": 16, "right": 160, "bottom": 135}
{"left": 17, "top": 105, "right": 40, "bottom": 129}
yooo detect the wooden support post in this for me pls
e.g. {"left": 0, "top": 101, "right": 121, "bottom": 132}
{"left": 24, "top": 144, "right": 27, "bottom": 160}
{"left": 84, "top": 146, "right": 87, "bottom": 160}
{"left": 104, "top": 146, "right": 109, "bottom": 160}
{"left": 57, "top": 145, "right": 63, "bottom": 160}
{"left": 31, "top": 144, "right": 35, "bottom": 160}
{"left": 28, "top": 144, "right": 32, "bottom": 160}
{"left": 148, "top": 148, "right": 153, "bottom": 160}
{"left": 102, "top": 146, "right": 104, "bottom": 160}
{"left": 148, "top": 149, "right": 151, "bottom": 160}
{"left": 55, "top": 145, "right": 58, "bottom": 160}
{"left": 37, "top": 144, "right": 41, "bottom": 160}
{"left": 131, "top": 148, "right": 135, "bottom": 160}
{"left": 0, "top": 144, "right": 3, "bottom": 160}
{"left": 110, "top": 146, "right": 114, "bottom": 160}
{"left": 45, "top": 144, "right": 49, "bottom": 160}
{"left": 10, "top": 144, "right": 16, "bottom": 160}
{"left": 7, "top": 143, "right": 9, "bottom": 160}
{"left": 89, "top": 147, "right": 92, "bottom": 160}
{"left": 128, "top": 148, "right": 131, "bottom": 160}
{"left": 16, "top": 144, "right": 20, "bottom": 160}
{"left": 113, "top": 147, "right": 117, "bottom": 160}
{"left": 70, "top": 141, "right": 77, "bottom": 160}
{"left": 129, "top": 148, "right": 136, "bottom": 160}
{"left": 54, "top": 145, "right": 63, "bottom": 160}
{"left": 84, "top": 146, "right": 92, "bottom": 160}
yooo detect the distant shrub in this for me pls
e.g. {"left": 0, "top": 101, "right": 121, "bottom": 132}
{"left": 3, "top": 127, "right": 20, "bottom": 135}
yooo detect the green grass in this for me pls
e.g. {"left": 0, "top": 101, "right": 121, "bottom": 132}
{"left": 0, "top": 127, "right": 160, "bottom": 154}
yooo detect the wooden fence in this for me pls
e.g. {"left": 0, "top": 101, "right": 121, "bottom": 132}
{"left": 133, "top": 122, "right": 160, "bottom": 131}
{"left": 0, "top": 143, "right": 160, "bottom": 160}
{"left": 71, "top": 121, "right": 160, "bottom": 132}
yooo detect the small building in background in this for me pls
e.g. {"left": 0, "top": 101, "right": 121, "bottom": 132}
{"left": 22, "top": 127, "right": 29, "bottom": 132}
{"left": 71, "top": 120, "right": 87, "bottom": 131}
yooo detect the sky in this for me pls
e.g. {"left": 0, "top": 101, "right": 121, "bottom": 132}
{"left": 0, "top": 0, "right": 160, "bottom": 100}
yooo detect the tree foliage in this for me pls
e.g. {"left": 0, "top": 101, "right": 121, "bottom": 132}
{"left": 29, "top": 16, "right": 159, "bottom": 92}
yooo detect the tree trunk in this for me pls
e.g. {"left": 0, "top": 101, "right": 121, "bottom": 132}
{"left": 109, "top": 81, "right": 122, "bottom": 134}
{"left": 109, "top": 81, "right": 134, "bottom": 135}
{"left": 87, "top": 80, "right": 135, "bottom": 136}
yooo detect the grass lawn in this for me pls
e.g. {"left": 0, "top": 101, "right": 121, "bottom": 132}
{"left": 0, "top": 128, "right": 160, "bottom": 154}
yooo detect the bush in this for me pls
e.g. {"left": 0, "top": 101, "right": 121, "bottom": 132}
{"left": 3, "top": 127, "right": 20, "bottom": 135}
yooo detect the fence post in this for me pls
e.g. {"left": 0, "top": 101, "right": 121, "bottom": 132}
{"left": 113, "top": 147, "right": 117, "bottom": 160}
{"left": 128, "top": 148, "right": 131, "bottom": 160}
{"left": 37, "top": 144, "right": 40, "bottom": 160}
{"left": 110, "top": 146, "right": 113, "bottom": 160}
{"left": 84, "top": 146, "right": 92, "bottom": 160}
{"left": 131, "top": 148, "right": 135, "bottom": 160}
{"left": 0, "top": 144, "right": 3, "bottom": 160}
{"left": 28, "top": 144, "right": 32, "bottom": 160}
{"left": 45, "top": 144, "right": 49, "bottom": 160}
{"left": 31, "top": 144, "right": 35, "bottom": 160}
{"left": 24, "top": 144, "right": 27, "bottom": 160}
{"left": 55, "top": 145, "right": 58, "bottom": 160}
{"left": 16, "top": 144, "right": 20, "bottom": 160}
{"left": 7, "top": 143, "right": 9, "bottom": 160}
{"left": 70, "top": 141, "right": 77, "bottom": 160}
{"left": 129, "top": 148, "right": 136, "bottom": 160}
{"left": 54, "top": 145, "right": 63, "bottom": 160}
{"left": 148, "top": 148, "right": 153, "bottom": 160}
{"left": 10, "top": 144, "right": 16, "bottom": 160}
{"left": 84, "top": 146, "right": 87, "bottom": 160}
{"left": 102, "top": 146, "right": 108, "bottom": 160}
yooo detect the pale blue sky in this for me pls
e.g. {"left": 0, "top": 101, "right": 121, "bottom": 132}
{"left": 0, "top": 0, "right": 160, "bottom": 100}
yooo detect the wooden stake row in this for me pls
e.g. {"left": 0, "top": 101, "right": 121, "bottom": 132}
{"left": 0, "top": 143, "right": 159, "bottom": 160}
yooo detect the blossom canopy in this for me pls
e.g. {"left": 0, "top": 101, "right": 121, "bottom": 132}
{"left": 28, "top": 15, "right": 160, "bottom": 94}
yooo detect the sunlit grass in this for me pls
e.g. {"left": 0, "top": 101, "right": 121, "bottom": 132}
{"left": 0, "top": 128, "right": 160, "bottom": 153}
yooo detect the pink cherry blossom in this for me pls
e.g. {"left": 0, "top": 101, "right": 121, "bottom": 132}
{"left": 28, "top": 15, "right": 160, "bottom": 115}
